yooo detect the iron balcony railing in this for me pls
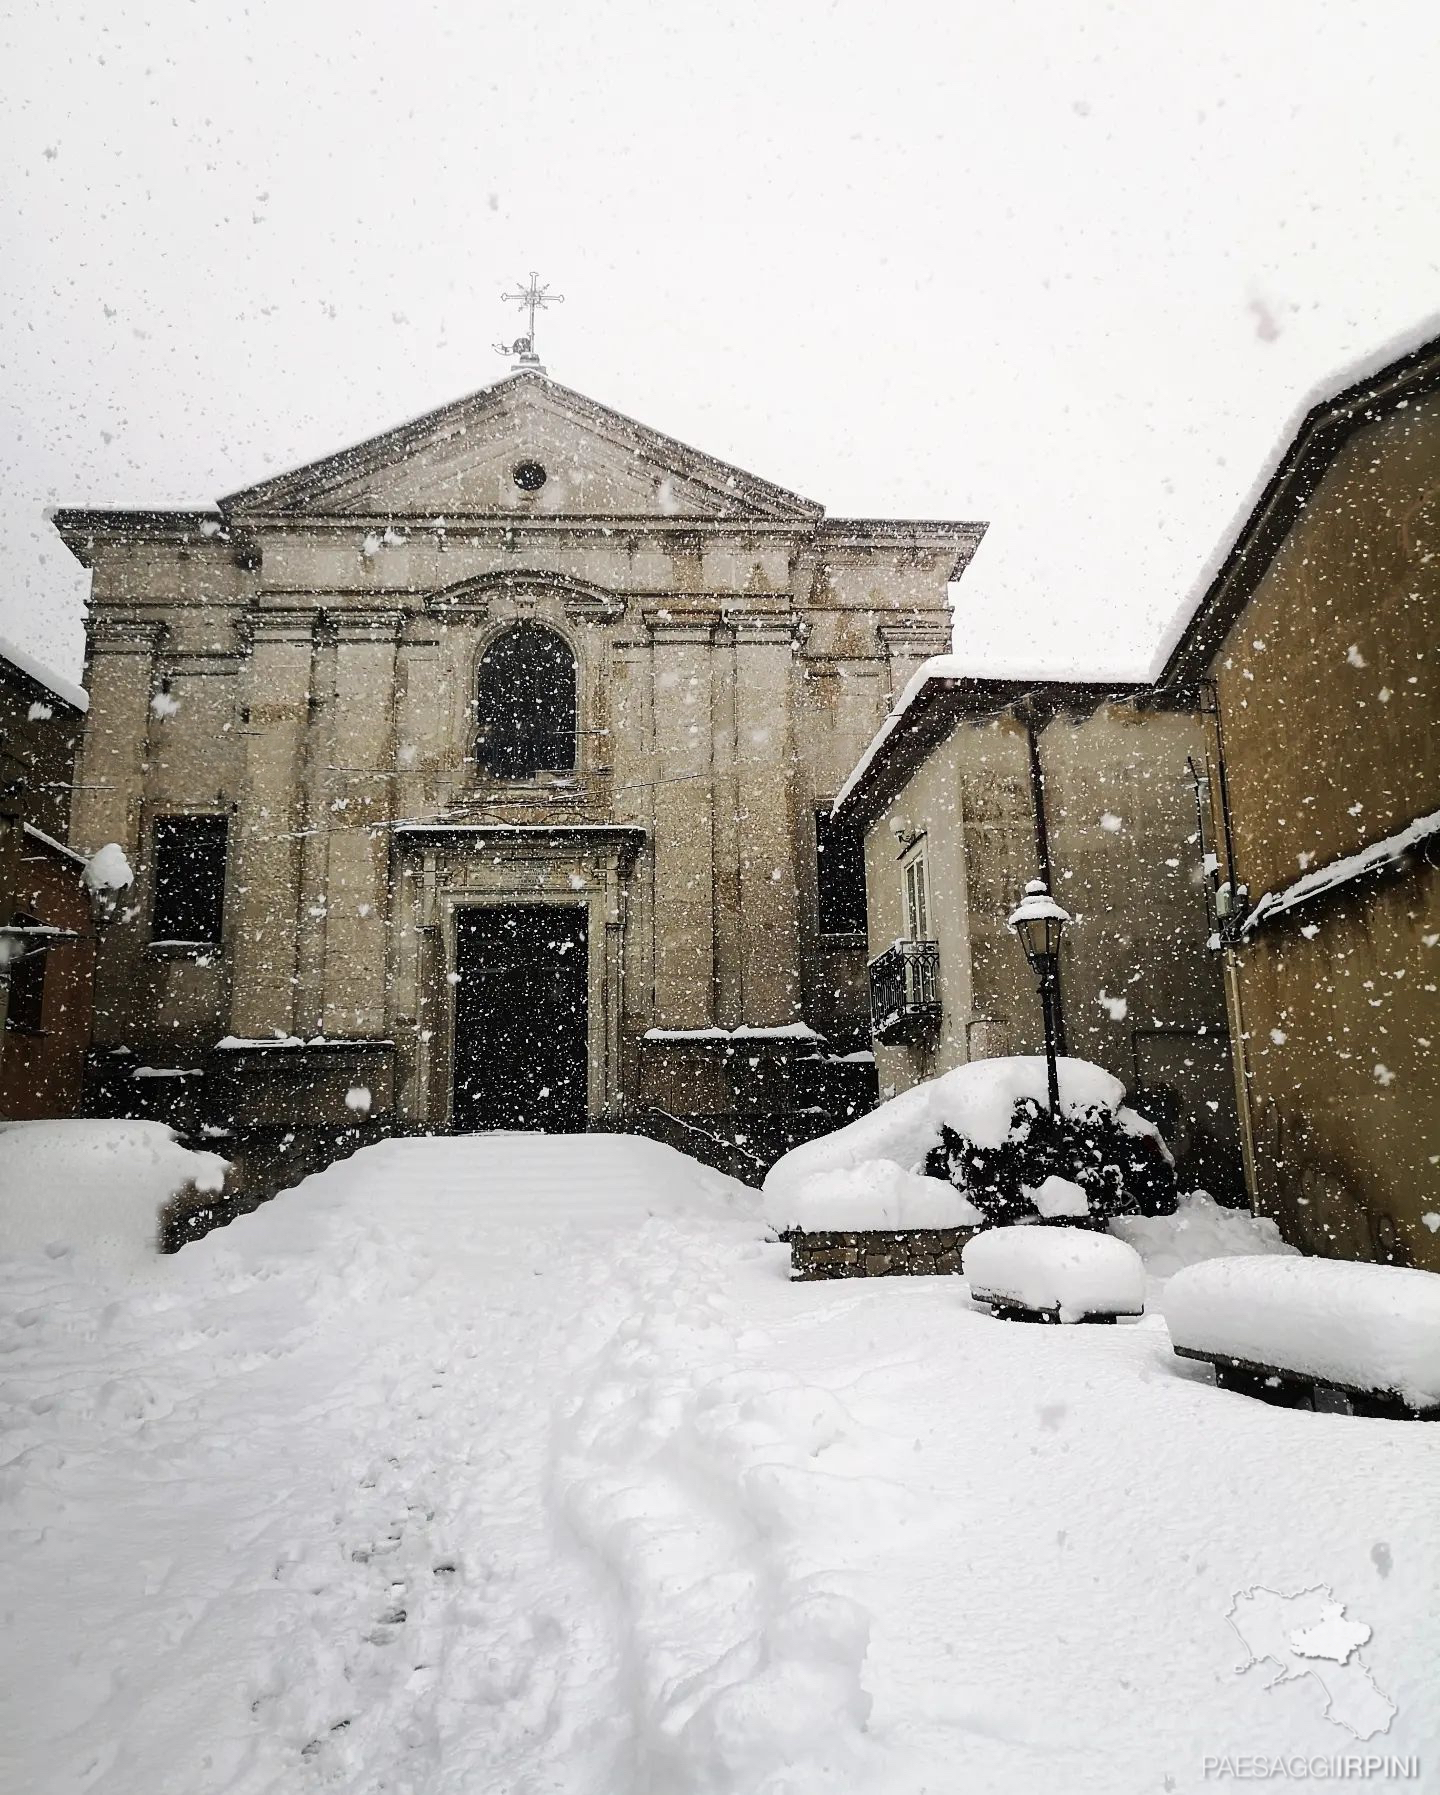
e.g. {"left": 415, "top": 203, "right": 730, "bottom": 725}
{"left": 868, "top": 938, "right": 941, "bottom": 1043}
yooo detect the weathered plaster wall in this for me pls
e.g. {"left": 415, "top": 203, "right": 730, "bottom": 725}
{"left": 863, "top": 701, "right": 1238, "bottom": 1192}
{"left": 1209, "top": 393, "right": 1440, "bottom": 1268}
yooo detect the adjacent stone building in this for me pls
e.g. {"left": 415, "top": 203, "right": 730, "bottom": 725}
{"left": 54, "top": 369, "right": 983, "bottom": 1177}
{"left": 832, "top": 671, "right": 1243, "bottom": 1197}
{"left": 1161, "top": 330, "right": 1440, "bottom": 1270}
{"left": 0, "top": 641, "right": 94, "bottom": 1117}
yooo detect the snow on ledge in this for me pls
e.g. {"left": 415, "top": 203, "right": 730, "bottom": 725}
{"left": 22, "top": 821, "right": 88, "bottom": 867}
{"left": 1242, "top": 806, "right": 1440, "bottom": 934}
{"left": 214, "top": 1035, "right": 396, "bottom": 1050}
{"left": 0, "top": 634, "right": 89, "bottom": 712}
{"left": 644, "top": 1022, "right": 823, "bottom": 1042}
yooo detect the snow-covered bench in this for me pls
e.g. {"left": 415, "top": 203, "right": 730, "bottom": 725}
{"left": 962, "top": 1225, "right": 1146, "bottom": 1324}
{"left": 1162, "top": 1256, "right": 1440, "bottom": 1420}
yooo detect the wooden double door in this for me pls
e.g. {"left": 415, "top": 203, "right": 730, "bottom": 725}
{"left": 451, "top": 905, "right": 589, "bottom": 1132}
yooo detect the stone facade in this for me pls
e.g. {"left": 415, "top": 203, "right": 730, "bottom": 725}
{"left": 1162, "top": 333, "right": 1440, "bottom": 1271}
{"left": 0, "top": 648, "right": 93, "bottom": 1117}
{"left": 55, "top": 370, "right": 983, "bottom": 1171}
{"left": 837, "top": 682, "right": 1243, "bottom": 1198}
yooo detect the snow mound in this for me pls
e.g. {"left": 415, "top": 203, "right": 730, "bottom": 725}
{"left": 1162, "top": 1255, "right": 1440, "bottom": 1408}
{"left": 0, "top": 1120, "right": 227, "bottom": 1266}
{"left": 1030, "top": 1173, "right": 1091, "bottom": 1219}
{"left": 763, "top": 1055, "right": 1157, "bottom": 1233}
{"left": 1111, "top": 1190, "right": 1298, "bottom": 1278}
{"left": 963, "top": 1225, "right": 1146, "bottom": 1322}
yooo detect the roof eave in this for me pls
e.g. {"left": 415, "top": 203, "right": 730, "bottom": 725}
{"left": 836, "top": 674, "right": 1149, "bottom": 828}
{"left": 1159, "top": 331, "right": 1440, "bottom": 689}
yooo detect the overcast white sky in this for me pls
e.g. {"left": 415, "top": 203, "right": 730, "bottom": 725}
{"left": 4, "top": 0, "right": 1439, "bottom": 684}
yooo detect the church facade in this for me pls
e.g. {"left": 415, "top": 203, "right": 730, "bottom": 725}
{"left": 55, "top": 371, "right": 982, "bottom": 1177}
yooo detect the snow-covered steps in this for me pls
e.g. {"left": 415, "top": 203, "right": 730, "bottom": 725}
{"left": 962, "top": 1225, "right": 1147, "bottom": 1324}
{"left": 1163, "top": 1255, "right": 1440, "bottom": 1418}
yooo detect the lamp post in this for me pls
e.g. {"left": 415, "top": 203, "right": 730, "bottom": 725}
{"left": 1007, "top": 879, "right": 1072, "bottom": 1117}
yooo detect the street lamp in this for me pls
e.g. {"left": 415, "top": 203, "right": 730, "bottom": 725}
{"left": 1008, "top": 878, "right": 1072, "bottom": 1117}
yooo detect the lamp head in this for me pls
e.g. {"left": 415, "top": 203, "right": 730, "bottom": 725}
{"left": 1007, "top": 879, "right": 1072, "bottom": 967}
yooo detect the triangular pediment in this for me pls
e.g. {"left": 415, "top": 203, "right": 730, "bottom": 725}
{"left": 220, "top": 372, "right": 822, "bottom": 524}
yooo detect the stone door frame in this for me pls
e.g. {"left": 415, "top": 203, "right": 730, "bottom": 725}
{"left": 390, "top": 824, "right": 644, "bottom": 1128}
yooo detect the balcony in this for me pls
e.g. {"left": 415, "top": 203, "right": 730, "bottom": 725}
{"left": 868, "top": 939, "right": 941, "bottom": 1044}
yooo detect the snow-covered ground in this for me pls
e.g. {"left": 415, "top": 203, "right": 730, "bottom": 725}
{"left": 2, "top": 1134, "right": 1437, "bottom": 1794}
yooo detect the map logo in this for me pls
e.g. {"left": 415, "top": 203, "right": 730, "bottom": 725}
{"left": 1227, "top": 1585, "right": 1397, "bottom": 1741}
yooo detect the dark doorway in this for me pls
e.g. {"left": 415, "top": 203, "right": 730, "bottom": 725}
{"left": 452, "top": 905, "right": 589, "bottom": 1132}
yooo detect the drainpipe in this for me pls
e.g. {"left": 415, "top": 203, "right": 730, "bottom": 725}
{"left": 1199, "top": 680, "right": 1260, "bottom": 1205}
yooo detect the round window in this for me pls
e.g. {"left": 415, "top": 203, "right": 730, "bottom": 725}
{"left": 512, "top": 460, "right": 547, "bottom": 492}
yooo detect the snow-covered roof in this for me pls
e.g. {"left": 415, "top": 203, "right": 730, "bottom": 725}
{"left": 831, "top": 655, "right": 965, "bottom": 815}
{"left": 0, "top": 634, "right": 88, "bottom": 713}
{"left": 1154, "top": 313, "right": 1440, "bottom": 683}
{"left": 831, "top": 657, "right": 1142, "bottom": 821}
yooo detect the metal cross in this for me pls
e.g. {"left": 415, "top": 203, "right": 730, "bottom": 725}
{"left": 495, "top": 272, "right": 563, "bottom": 361}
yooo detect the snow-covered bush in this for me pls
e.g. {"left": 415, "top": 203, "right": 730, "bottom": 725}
{"left": 926, "top": 1091, "right": 1177, "bottom": 1228}
{"left": 764, "top": 1055, "right": 1168, "bottom": 1234}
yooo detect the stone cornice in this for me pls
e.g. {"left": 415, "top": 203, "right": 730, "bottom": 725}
{"left": 228, "top": 513, "right": 815, "bottom": 540}
{"left": 392, "top": 821, "right": 646, "bottom": 872}
{"left": 88, "top": 617, "right": 168, "bottom": 652}
{"left": 641, "top": 608, "right": 722, "bottom": 644}
{"left": 239, "top": 609, "right": 318, "bottom": 647}
{"left": 333, "top": 610, "right": 407, "bottom": 642}
{"left": 427, "top": 569, "right": 626, "bottom": 622}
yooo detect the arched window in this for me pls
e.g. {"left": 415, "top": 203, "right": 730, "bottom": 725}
{"left": 475, "top": 623, "right": 578, "bottom": 778}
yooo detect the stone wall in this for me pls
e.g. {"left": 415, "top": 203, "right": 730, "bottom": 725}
{"left": 785, "top": 1225, "right": 977, "bottom": 1280}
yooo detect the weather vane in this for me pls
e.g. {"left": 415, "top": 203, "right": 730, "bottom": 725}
{"left": 494, "top": 272, "right": 564, "bottom": 372}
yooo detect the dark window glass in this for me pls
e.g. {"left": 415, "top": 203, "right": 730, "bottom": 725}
{"left": 152, "top": 815, "right": 228, "bottom": 944}
{"left": 475, "top": 624, "right": 577, "bottom": 779}
{"left": 6, "top": 916, "right": 45, "bottom": 1031}
{"left": 815, "top": 808, "right": 867, "bottom": 935}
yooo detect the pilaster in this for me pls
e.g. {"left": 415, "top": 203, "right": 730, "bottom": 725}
{"left": 645, "top": 610, "right": 718, "bottom": 1026}
{"left": 228, "top": 610, "right": 315, "bottom": 1038}
{"left": 731, "top": 614, "right": 803, "bottom": 1023}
